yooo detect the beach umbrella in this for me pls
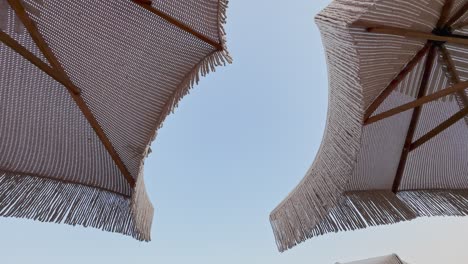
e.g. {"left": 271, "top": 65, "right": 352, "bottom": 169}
{"left": 0, "top": 0, "right": 230, "bottom": 240}
{"left": 336, "top": 254, "right": 408, "bottom": 264}
{"left": 270, "top": 0, "right": 468, "bottom": 251}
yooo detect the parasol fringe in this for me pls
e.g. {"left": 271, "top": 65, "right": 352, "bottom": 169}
{"left": 398, "top": 190, "right": 468, "bottom": 217}
{"left": 304, "top": 191, "right": 416, "bottom": 242}
{"left": 148, "top": 0, "right": 231, "bottom": 138}
{"left": 130, "top": 171, "right": 153, "bottom": 241}
{"left": 269, "top": 16, "right": 364, "bottom": 252}
{"left": 269, "top": 174, "right": 347, "bottom": 252}
{"left": 131, "top": 0, "right": 231, "bottom": 241}
{"left": 269, "top": 190, "right": 418, "bottom": 252}
{"left": 0, "top": 171, "right": 150, "bottom": 241}
{"left": 140, "top": 0, "right": 231, "bottom": 155}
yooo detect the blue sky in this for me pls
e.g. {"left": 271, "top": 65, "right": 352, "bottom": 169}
{"left": 1, "top": 0, "right": 468, "bottom": 263}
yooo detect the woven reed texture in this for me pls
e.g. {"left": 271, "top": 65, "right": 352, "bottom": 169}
{"left": 271, "top": 0, "right": 468, "bottom": 252}
{"left": 336, "top": 254, "right": 406, "bottom": 264}
{"left": 0, "top": 0, "right": 230, "bottom": 240}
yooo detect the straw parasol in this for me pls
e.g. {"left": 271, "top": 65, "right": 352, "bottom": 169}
{"left": 336, "top": 254, "right": 408, "bottom": 264}
{"left": 0, "top": 0, "right": 230, "bottom": 240}
{"left": 270, "top": 0, "right": 468, "bottom": 251}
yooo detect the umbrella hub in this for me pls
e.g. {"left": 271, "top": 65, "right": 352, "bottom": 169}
{"left": 431, "top": 27, "right": 454, "bottom": 46}
{"left": 432, "top": 26, "right": 452, "bottom": 36}
{"left": 431, "top": 26, "right": 453, "bottom": 44}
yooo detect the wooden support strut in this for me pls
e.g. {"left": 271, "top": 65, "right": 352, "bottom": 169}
{"left": 452, "top": 21, "right": 468, "bottom": 30}
{"left": 5, "top": 1, "right": 80, "bottom": 95}
{"left": 131, "top": 0, "right": 223, "bottom": 51}
{"left": 367, "top": 26, "right": 468, "bottom": 46}
{"left": 391, "top": 44, "right": 436, "bottom": 193}
{"left": 7, "top": 0, "right": 136, "bottom": 187}
{"left": 0, "top": 30, "right": 70, "bottom": 88}
{"left": 410, "top": 106, "right": 468, "bottom": 151}
{"left": 445, "top": 1, "right": 468, "bottom": 28}
{"left": 365, "top": 81, "right": 468, "bottom": 125}
{"left": 363, "top": 0, "right": 462, "bottom": 122}
{"left": 352, "top": 21, "right": 468, "bottom": 46}
{"left": 363, "top": 44, "right": 431, "bottom": 121}
{"left": 438, "top": 45, "right": 468, "bottom": 107}
{"left": 437, "top": 0, "right": 455, "bottom": 28}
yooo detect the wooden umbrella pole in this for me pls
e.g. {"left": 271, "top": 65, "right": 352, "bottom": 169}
{"left": 7, "top": 0, "right": 136, "bottom": 188}
{"left": 391, "top": 43, "right": 436, "bottom": 193}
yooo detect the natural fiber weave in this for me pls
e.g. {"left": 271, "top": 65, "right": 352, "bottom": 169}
{"left": 336, "top": 254, "right": 407, "bottom": 264}
{"left": 0, "top": 0, "right": 230, "bottom": 240}
{"left": 271, "top": 0, "right": 468, "bottom": 252}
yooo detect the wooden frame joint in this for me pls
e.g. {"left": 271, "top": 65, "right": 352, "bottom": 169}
{"left": 5, "top": 0, "right": 135, "bottom": 188}
{"left": 365, "top": 81, "right": 468, "bottom": 125}
{"left": 131, "top": 0, "right": 223, "bottom": 51}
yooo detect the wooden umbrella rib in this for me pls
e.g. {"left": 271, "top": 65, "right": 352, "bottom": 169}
{"left": 437, "top": 0, "right": 455, "bottom": 28}
{"left": 7, "top": 0, "right": 136, "bottom": 188}
{"left": 131, "top": 0, "right": 223, "bottom": 51}
{"left": 0, "top": 30, "right": 69, "bottom": 87}
{"left": 365, "top": 81, "right": 468, "bottom": 125}
{"left": 438, "top": 45, "right": 468, "bottom": 107}
{"left": 366, "top": 26, "right": 468, "bottom": 46}
{"left": 391, "top": 44, "right": 436, "bottom": 193}
{"left": 410, "top": 106, "right": 468, "bottom": 151}
{"left": 6, "top": 0, "right": 80, "bottom": 95}
{"left": 363, "top": 44, "right": 431, "bottom": 121}
{"left": 452, "top": 21, "right": 468, "bottom": 30}
{"left": 445, "top": 1, "right": 468, "bottom": 28}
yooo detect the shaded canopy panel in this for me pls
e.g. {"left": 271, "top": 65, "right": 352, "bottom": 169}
{"left": 271, "top": 0, "right": 468, "bottom": 252}
{"left": 0, "top": 0, "right": 230, "bottom": 240}
{"left": 336, "top": 254, "right": 408, "bottom": 264}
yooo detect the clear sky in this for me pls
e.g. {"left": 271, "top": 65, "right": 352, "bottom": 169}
{"left": 1, "top": 0, "right": 468, "bottom": 263}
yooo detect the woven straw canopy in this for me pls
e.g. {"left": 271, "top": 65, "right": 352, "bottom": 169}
{"left": 270, "top": 0, "right": 468, "bottom": 252}
{"left": 0, "top": 0, "right": 230, "bottom": 240}
{"left": 337, "top": 254, "right": 408, "bottom": 264}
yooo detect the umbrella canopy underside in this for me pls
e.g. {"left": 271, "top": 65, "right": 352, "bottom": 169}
{"left": 271, "top": 0, "right": 468, "bottom": 252}
{"left": 336, "top": 254, "right": 407, "bottom": 264}
{"left": 0, "top": 0, "right": 230, "bottom": 240}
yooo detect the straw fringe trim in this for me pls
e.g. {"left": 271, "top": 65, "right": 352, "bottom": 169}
{"left": 309, "top": 191, "right": 416, "bottom": 238}
{"left": 130, "top": 170, "right": 153, "bottom": 241}
{"left": 270, "top": 191, "right": 416, "bottom": 251}
{"left": 130, "top": 0, "right": 231, "bottom": 242}
{"left": 272, "top": 189, "right": 468, "bottom": 252}
{"left": 0, "top": 171, "right": 150, "bottom": 241}
{"left": 319, "top": 190, "right": 468, "bottom": 237}
{"left": 398, "top": 190, "right": 468, "bottom": 217}
{"left": 269, "top": 16, "right": 365, "bottom": 252}
{"left": 142, "top": 0, "right": 231, "bottom": 154}
{"left": 139, "top": 0, "right": 231, "bottom": 158}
